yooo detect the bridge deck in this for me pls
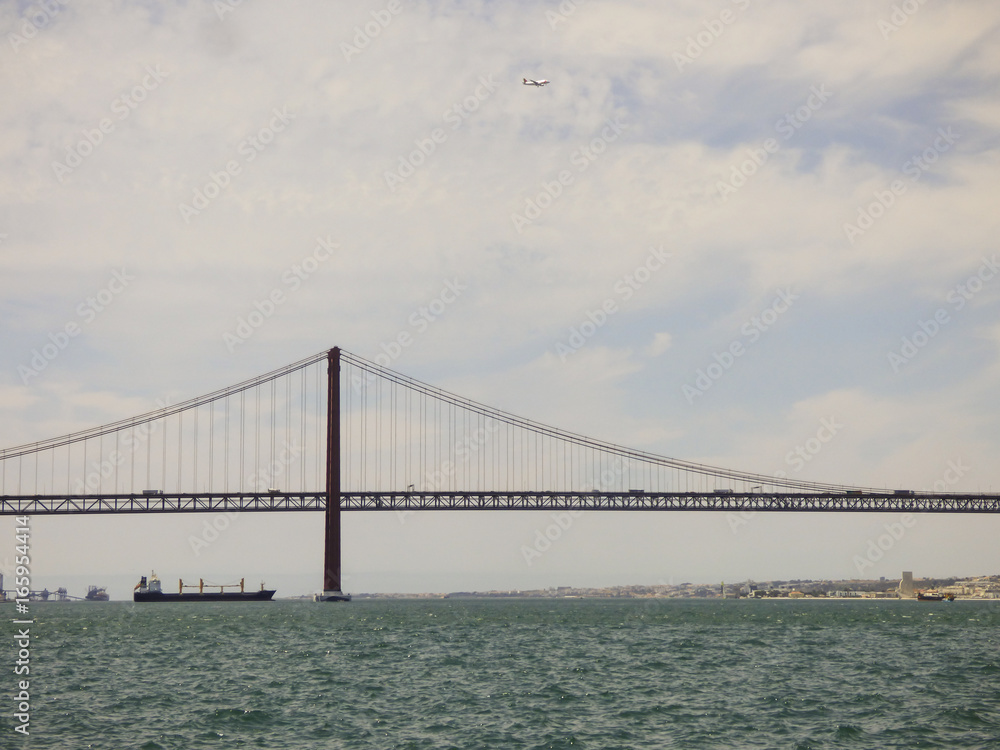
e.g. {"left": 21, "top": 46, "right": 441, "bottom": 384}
{"left": 3, "top": 491, "right": 1000, "bottom": 515}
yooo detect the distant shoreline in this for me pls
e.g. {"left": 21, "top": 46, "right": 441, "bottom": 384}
{"left": 8, "top": 573, "right": 998, "bottom": 603}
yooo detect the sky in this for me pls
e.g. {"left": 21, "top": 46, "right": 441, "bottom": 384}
{"left": 1, "top": 0, "right": 999, "bottom": 598}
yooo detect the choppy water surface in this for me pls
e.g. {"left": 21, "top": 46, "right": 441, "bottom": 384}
{"left": 9, "top": 598, "right": 1000, "bottom": 748}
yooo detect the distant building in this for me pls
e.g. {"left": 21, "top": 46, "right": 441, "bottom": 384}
{"left": 899, "top": 571, "right": 915, "bottom": 598}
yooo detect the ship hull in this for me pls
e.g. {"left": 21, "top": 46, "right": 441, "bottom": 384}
{"left": 314, "top": 591, "right": 352, "bottom": 602}
{"left": 134, "top": 590, "right": 275, "bottom": 602}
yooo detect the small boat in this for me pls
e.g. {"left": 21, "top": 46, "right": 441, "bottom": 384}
{"left": 313, "top": 590, "right": 352, "bottom": 602}
{"left": 133, "top": 573, "right": 275, "bottom": 602}
{"left": 916, "top": 591, "right": 954, "bottom": 602}
{"left": 85, "top": 585, "right": 110, "bottom": 601}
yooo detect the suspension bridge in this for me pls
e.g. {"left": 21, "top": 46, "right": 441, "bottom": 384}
{"left": 2, "top": 347, "right": 998, "bottom": 599}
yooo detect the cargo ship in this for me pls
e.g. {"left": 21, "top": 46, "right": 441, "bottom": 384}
{"left": 133, "top": 573, "right": 275, "bottom": 602}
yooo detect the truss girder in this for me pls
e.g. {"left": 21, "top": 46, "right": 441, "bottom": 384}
{"left": 0, "top": 493, "right": 326, "bottom": 515}
{"left": 3, "top": 491, "right": 1000, "bottom": 515}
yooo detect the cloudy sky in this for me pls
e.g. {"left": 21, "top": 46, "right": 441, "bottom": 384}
{"left": 2, "top": 0, "right": 999, "bottom": 597}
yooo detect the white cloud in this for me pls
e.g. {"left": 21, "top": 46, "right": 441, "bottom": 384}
{"left": 645, "top": 331, "right": 672, "bottom": 357}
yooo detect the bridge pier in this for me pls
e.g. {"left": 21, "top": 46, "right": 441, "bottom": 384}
{"left": 317, "top": 346, "right": 350, "bottom": 602}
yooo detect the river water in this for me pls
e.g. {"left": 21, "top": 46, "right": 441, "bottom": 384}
{"left": 8, "top": 598, "right": 1000, "bottom": 748}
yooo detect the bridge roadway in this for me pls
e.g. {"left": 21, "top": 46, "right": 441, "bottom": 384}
{"left": 3, "top": 490, "right": 1000, "bottom": 515}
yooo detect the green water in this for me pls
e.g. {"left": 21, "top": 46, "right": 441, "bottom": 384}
{"left": 6, "top": 598, "right": 1000, "bottom": 748}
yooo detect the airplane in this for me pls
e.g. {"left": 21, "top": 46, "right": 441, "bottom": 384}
{"left": 522, "top": 78, "right": 550, "bottom": 87}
